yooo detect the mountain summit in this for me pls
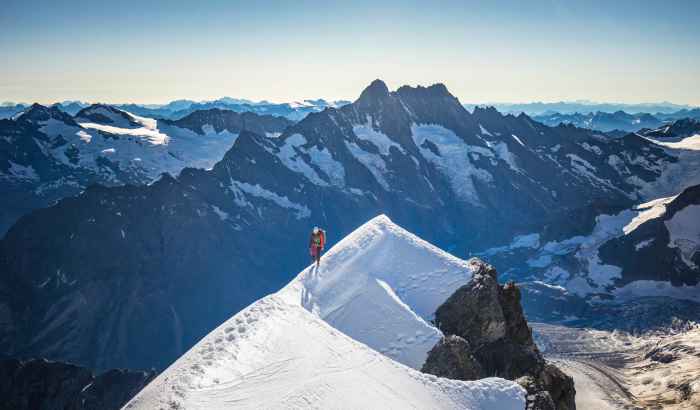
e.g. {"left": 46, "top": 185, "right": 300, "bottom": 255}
{"left": 356, "top": 78, "right": 391, "bottom": 104}
{"left": 124, "top": 215, "right": 525, "bottom": 409}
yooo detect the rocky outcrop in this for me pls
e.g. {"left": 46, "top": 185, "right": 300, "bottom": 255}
{"left": 420, "top": 335, "right": 483, "bottom": 380}
{"left": 422, "top": 259, "right": 576, "bottom": 410}
{"left": 0, "top": 358, "right": 154, "bottom": 410}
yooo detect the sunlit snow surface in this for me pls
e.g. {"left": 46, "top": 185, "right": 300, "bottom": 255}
{"left": 33, "top": 109, "right": 242, "bottom": 184}
{"left": 124, "top": 215, "right": 525, "bottom": 410}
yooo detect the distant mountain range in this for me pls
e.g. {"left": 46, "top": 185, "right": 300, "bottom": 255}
{"left": 532, "top": 111, "right": 664, "bottom": 133}
{"left": 1, "top": 98, "right": 351, "bottom": 122}
{"left": 532, "top": 110, "right": 700, "bottom": 133}
{"left": 5, "top": 99, "right": 699, "bottom": 135}
{"left": 0, "top": 103, "right": 292, "bottom": 234}
{"left": 465, "top": 101, "right": 698, "bottom": 116}
{"left": 3, "top": 79, "right": 698, "bottom": 374}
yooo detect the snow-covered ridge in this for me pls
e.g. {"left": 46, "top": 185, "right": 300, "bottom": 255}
{"left": 125, "top": 215, "right": 525, "bottom": 409}
{"left": 278, "top": 214, "right": 475, "bottom": 368}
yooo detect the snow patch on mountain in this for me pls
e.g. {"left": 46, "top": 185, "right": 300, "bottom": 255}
{"left": 479, "top": 124, "right": 493, "bottom": 136}
{"left": 345, "top": 141, "right": 391, "bottom": 190}
{"left": 511, "top": 134, "right": 525, "bottom": 147}
{"left": 78, "top": 122, "right": 169, "bottom": 145}
{"left": 526, "top": 211, "right": 632, "bottom": 294}
{"left": 665, "top": 204, "right": 700, "bottom": 268}
{"left": 411, "top": 124, "right": 493, "bottom": 205}
{"left": 637, "top": 135, "right": 700, "bottom": 200}
{"left": 353, "top": 119, "right": 405, "bottom": 155}
{"left": 648, "top": 134, "right": 700, "bottom": 151}
{"left": 483, "top": 233, "right": 540, "bottom": 256}
{"left": 566, "top": 153, "right": 619, "bottom": 192}
{"left": 491, "top": 141, "right": 521, "bottom": 173}
{"left": 3, "top": 161, "right": 39, "bottom": 181}
{"left": 613, "top": 280, "right": 700, "bottom": 302}
{"left": 30, "top": 110, "right": 244, "bottom": 184}
{"left": 275, "top": 133, "right": 329, "bottom": 186}
{"left": 307, "top": 145, "right": 346, "bottom": 187}
{"left": 635, "top": 238, "right": 655, "bottom": 251}
{"left": 124, "top": 215, "right": 525, "bottom": 410}
{"left": 231, "top": 181, "right": 310, "bottom": 219}
{"left": 623, "top": 194, "right": 677, "bottom": 234}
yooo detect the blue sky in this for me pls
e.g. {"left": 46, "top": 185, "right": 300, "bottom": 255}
{"left": 1, "top": 0, "right": 698, "bottom": 105}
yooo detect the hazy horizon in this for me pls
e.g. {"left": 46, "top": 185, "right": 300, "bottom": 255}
{"left": 2, "top": 85, "right": 699, "bottom": 109}
{"left": 2, "top": 0, "right": 699, "bottom": 105}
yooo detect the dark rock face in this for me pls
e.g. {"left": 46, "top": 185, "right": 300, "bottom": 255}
{"left": 516, "top": 375, "right": 556, "bottom": 410}
{"left": 539, "top": 363, "right": 576, "bottom": 410}
{"left": 421, "top": 335, "right": 482, "bottom": 380}
{"left": 423, "top": 259, "right": 575, "bottom": 410}
{"left": 0, "top": 358, "right": 154, "bottom": 410}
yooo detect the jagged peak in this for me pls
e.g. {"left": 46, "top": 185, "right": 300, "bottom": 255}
{"left": 466, "top": 258, "right": 498, "bottom": 280}
{"left": 395, "top": 82, "right": 456, "bottom": 100}
{"left": 356, "top": 79, "right": 391, "bottom": 104}
{"left": 16, "top": 103, "right": 76, "bottom": 125}
{"left": 76, "top": 103, "right": 131, "bottom": 118}
{"left": 472, "top": 105, "right": 500, "bottom": 115}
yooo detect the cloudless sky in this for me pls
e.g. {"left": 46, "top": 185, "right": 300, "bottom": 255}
{"left": 1, "top": 0, "right": 699, "bottom": 105}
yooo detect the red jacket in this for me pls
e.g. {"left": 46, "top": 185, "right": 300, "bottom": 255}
{"left": 309, "top": 230, "right": 325, "bottom": 250}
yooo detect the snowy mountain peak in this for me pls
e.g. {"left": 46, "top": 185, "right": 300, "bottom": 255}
{"left": 124, "top": 215, "right": 524, "bottom": 409}
{"left": 75, "top": 104, "right": 141, "bottom": 128}
{"left": 280, "top": 214, "right": 477, "bottom": 363}
{"left": 292, "top": 213, "right": 478, "bottom": 364}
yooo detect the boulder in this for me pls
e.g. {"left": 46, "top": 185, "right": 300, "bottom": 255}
{"left": 421, "top": 335, "right": 482, "bottom": 380}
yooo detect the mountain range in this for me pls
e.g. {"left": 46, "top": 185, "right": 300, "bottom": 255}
{"left": 0, "top": 98, "right": 350, "bottom": 122}
{"left": 0, "top": 103, "right": 292, "bottom": 234}
{"left": 465, "top": 101, "right": 698, "bottom": 116}
{"left": 2, "top": 80, "right": 699, "bottom": 380}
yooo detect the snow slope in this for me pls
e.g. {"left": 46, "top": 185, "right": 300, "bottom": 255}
{"left": 279, "top": 214, "right": 475, "bottom": 369}
{"left": 124, "top": 215, "right": 525, "bottom": 410}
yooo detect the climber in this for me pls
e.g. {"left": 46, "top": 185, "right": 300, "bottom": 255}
{"left": 309, "top": 226, "right": 326, "bottom": 268}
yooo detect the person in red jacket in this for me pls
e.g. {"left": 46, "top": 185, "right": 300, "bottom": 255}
{"left": 309, "top": 226, "right": 326, "bottom": 268}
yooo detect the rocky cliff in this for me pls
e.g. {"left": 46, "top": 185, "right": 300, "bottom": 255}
{"left": 0, "top": 358, "right": 154, "bottom": 410}
{"left": 422, "top": 259, "right": 576, "bottom": 410}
